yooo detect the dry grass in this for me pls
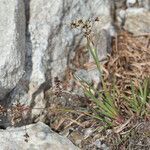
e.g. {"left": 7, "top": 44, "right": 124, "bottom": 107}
{"left": 104, "top": 31, "right": 150, "bottom": 92}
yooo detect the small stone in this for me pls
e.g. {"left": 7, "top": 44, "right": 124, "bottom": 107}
{"left": 93, "top": 139, "right": 102, "bottom": 148}
{"left": 126, "top": 0, "right": 137, "bottom": 7}
{"left": 124, "top": 8, "right": 150, "bottom": 35}
{"left": 93, "top": 139, "right": 110, "bottom": 150}
{"left": 84, "top": 128, "right": 93, "bottom": 139}
{"left": 116, "top": 9, "right": 126, "bottom": 26}
{"left": 138, "top": 0, "right": 150, "bottom": 10}
{"left": 74, "top": 69, "right": 92, "bottom": 85}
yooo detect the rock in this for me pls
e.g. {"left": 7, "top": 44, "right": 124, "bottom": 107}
{"left": 0, "top": 122, "right": 79, "bottom": 150}
{"left": 116, "top": 9, "right": 126, "bottom": 26}
{"left": 126, "top": 0, "right": 137, "bottom": 7}
{"left": 87, "top": 68, "right": 101, "bottom": 88}
{"left": 127, "top": 0, "right": 150, "bottom": 9}
{"left": 74, "top": 69, "right": 92, "bottom": 85}
{"left": 0, "top": 0, "right": 25, "bottom": 100}
{"left": 27, "top": 0, "right": 113, "bottom": 112}
{"left": 93, "top": 139, "right": 109, "bottom": 150}
{"left": 28, "top": 0, "right": 113, "bottom": 88}
{"left": 124, "top": 8, "right": 150, "bottom": 35}
{"left": 83, "top": 128, "right": 94, "bottom": 139}
{"left": 138, "top": 0, "right": 150, "bottom": 10}
{"left": 74, "top": 68, "right": 100, "bottom": 95}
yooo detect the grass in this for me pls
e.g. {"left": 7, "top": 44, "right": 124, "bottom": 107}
{"left": 44, "top": 20, "right": 150, "bottom": 149}
{"left": 126, "top": 78, "right": 150, "bottom": 117}
{"left": 76, "top": 38, "right": 150, "bottom": 127}
{"left": 71, "top": 19, "right": 150, "bottom": 129}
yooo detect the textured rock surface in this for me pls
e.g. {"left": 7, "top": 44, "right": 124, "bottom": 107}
{"left": 138, "top": 0, "right": 150, "bottom": 10}
{"left": 26, "top": 0, "right": 113, "bottom": 114}
{"left": 126, "top": 0, "right": 150, "bottom": 9}
{"left": 0, "top": 0, "right": 25, "bottom": 100}
{"left": 28, "top": 0, "right": 113, "bottom": 88}
{"left": 0, "top": 122, "right": 79, "bottom": 150}
{"left": 124, "top": 8, "right": 150, "bottom": 35}
{"left": 126, "top": 0, "right": 137, "bottom": 7}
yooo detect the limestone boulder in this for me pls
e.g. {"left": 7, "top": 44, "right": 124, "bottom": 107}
{"left": 28, "top": 0, "right": 113, "bottom": 89}
{"left": 0, "top": 122, "right": 79, "bottom": 150}
{"left": 0, "top": 0, "right": 25, "bottom": 100}
{"left": 27, "top": 0, "right": 114, "bottom": 114}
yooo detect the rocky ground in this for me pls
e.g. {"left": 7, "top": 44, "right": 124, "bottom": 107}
{"left": 0, "top": 0, "right": 149, "bottom": 150}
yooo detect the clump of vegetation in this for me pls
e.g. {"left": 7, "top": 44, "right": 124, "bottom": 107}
{"left": 69, "top": 18, "right": 150, "bottom": 149}
{"left": 126, "top": 78, "right": 150, "bottom": 117}
{"left": 71, "top": 18, "right": 150, "bottom": 129}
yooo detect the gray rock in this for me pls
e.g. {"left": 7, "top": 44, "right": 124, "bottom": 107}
{"left": 93, "top": 139, "right": 110, "bottom": 150}
{"left": 124, "top": 8, "right": 150, "bottom": 35}
{"left": 0, "top": 122, "right": 79, "bottom": 150}
{"left": 74, "top": 69, "right": 92, "bottom": 85}
{"left": 28, "top": 0, "right": 113, "bottom": 88}
{"left": 0, "top": 0, "right": 25, "bottom": 99}
{"left": 27, "top": 0, "right": 113, "bottom": 109}
{"left": 126, "top": 0, "right": 137, "bottom": 7}
{"left": 116, "top": 9, "right": 126, "bottom": 26}
{"left": 74, "top": 68, "right": 100, "bottom": 94}
{"left": 127, "top": 0, "right": 150, "bottom": 9}
{"left": 138, "top": 0, "right": 150, "bottom": 10}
